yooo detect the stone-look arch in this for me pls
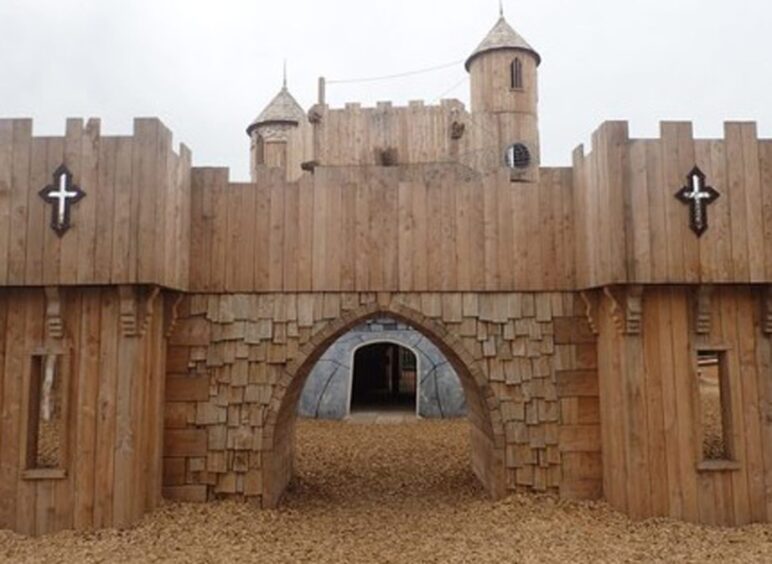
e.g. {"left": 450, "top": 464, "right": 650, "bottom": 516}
{"left": 262, "top": 301, "right": 507, "bottom": 508}
{"left": 163, "top": 292, "right": 593, "bottom": 510}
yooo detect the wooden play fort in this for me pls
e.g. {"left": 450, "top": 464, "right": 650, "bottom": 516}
{"left": 0, "top": 15, "right": 770, "bottom": 535}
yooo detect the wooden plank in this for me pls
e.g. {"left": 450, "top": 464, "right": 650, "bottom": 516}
{"left": 224, "top": 184, "right": 243, "bottom": 291}
{"left": 208, "top": 169, "right": 228, "bottom": 291}
{"left": 134, "top": 119, "right": 161, "bottom": 284}
{"left": 642, "top": 288, "right": 670, "bottom": 517}
{"left": 166, "top": 376, "right": 209, "bottom": 402}
{"left": 724, "top": 123, "right": 750, "bottom": 282}
{"left": 283, "top": 179, "right": 300, "bottom": 291}
{"left": 628, "top": 141, "right": 652, "bottom": 282}
{"left": 0, "top": 291, "right": 26, "bottom": 528}
{"left": 7, "top": 120, "right": 32, "bottom": 284}
{"left": 761, "top": 142, "right": 772, "bottom": 281}
{"left": 163, "top": 429, "right": 207, "bottom": 457}
{"left": 93, "top": 289, "right": 118, "bottom": 528}
{"left": 296, "top": 175, "right": 314, "bottom": 291}
{"left": 735, "top": 291, "right": 766, "bottom": 521}
{"left": 76, "top": 119, "right": 100, "bottom": 283}
{"left": 657, "top": 288, "right": 684, "bottom": 517}
{"left": 24, "top": 138, "right": 48, "bottom": 284}
{"left": 411, "top": 175, "right": 427, "bottom": 291}
{"left": 660, "top": 123, "right": 687, "bottom": 282}
{"left": 669, "top": 288, "right": 699, "bottom": 521}
{"left": 0, "top": 120, "right": 14, "bottom": 284}
{"left": 709, "top": 140, "right": 732, "bottom": 281}
{"left": 739, "top": 124, "right": 765, "bottom": 282}
{"left": 110, "top": 137, "right": 134, "bottom": 283}
{"left": 397, "top": 178, "right": 414, "bottom": 291}
{"left": 719, "top": 288, "right": 750, "bottom": 524}
{"left": 94, "top": 137, "right": 117, "bottom": 283}
{"left": 73, "top": 290, "right": 101, "bottom": 529}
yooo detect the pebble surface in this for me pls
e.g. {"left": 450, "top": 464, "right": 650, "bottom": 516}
{"left": 1, "top": 419, "right": 770, "bottom": 563}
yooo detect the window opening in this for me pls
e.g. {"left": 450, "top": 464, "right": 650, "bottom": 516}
{"left": 511, "top": 58, "right": 523, "bottom": 89}
{"left": 26, "top": 353, "right": 66, "bottom": 471}
{"left": 697, "top": 350, "right": 732, "bottom": 461}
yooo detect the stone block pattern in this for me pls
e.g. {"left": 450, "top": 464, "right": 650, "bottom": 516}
{"left": 162, "top": 292, "right": 599, "bottom": 504}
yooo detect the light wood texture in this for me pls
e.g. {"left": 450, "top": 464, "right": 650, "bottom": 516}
{"left": 0, "top": 119, "right": 191, "bottom": 290}
{"left": 575, "top": 122, "right": 772, "bottom": 288}
{"left": 0, "top": 287, "right": 167, "bottom": 535}
{"left": 188, "top": 166, "right": 575, "bottom": 292}
{"left": 597, "top": 286, "right": 771, "bottom": 526}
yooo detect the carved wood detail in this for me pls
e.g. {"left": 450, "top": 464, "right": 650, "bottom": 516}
{"left": 762, "top": 286, "right": 772, "bottom": 335}
{"left": 694, "top": 285, "right": 713, "bottom": 335}
{"left": 118, "top": 285, "right": 161, "bottom": 337}
{"left": 579, "top": 290, "right": 599, "bottom": 335}
{"left": 603, "top": 285, "right": 643, "bottom": 335}
{"left": 164, "top": 292, "right": 185, "bottom": 338}
{"left": 44, "top": 286, "right": 64, "bottom": 339}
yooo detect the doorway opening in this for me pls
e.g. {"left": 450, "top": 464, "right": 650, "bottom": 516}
{"left": 350, "top": 342, "right": 417, "bottom": 414}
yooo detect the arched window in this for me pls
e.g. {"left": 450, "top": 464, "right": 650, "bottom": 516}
{"left": 511, "top": 58, "right": 523, "bottom": 90}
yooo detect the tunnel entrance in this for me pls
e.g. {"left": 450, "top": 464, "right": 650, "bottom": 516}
{"left": 350, "top": 342, "right": 417, "bottom": 413}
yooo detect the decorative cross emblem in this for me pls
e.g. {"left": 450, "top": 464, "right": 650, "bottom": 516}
{"left": 675, "top": 166, "right": 719, "bottom": 237}
{"left": 39, "top": 164, "right": 86, "bottom": 237}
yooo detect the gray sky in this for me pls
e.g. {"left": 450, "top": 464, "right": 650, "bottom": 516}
{"left": 1, "top": 0, "right": 770, "bottom": 181}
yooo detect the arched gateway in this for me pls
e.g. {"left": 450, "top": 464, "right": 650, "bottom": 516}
{"left": 261, "top": 302, "right": 507, "bottom": 507}
{"left": 1, "top": 12, "right": 770, "bottom": 537}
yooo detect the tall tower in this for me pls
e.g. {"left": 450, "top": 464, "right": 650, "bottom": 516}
{"left": 466, "top": 14, "right": 541, "bottom": 181}
{"left": 246, "top": 80, "right": 310, "bottom": 181}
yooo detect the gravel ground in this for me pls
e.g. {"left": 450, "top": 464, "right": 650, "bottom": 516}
{"left": 1, "top": 419, "right": 770, "bottom": 563}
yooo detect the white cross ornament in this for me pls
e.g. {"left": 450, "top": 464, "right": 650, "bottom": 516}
{"left": 39, "top": 164, "right": 86, "bottom": 237}
{"left": 675, "top": 166, "right": 719, "bottom": 237}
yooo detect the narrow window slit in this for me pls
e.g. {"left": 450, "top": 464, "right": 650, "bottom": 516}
{"left": 697, "top": 350, "right": 732, "bottom": 462}
{"left": 26, "top": 353, "right": 66, "bottom": 471}
{"left": 511, "top": 58, "right": 523, "bottom": 90}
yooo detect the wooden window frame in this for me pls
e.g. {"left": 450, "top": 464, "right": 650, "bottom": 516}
{"left": 20, "top": 347, "right": 71, "bottom": 481}
{"left": 694, "top": 346, "right": 740, "bottom": 472}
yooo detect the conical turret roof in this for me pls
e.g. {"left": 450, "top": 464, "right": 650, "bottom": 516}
{"left": 246, "top": 85, "right": 306, "bottom": 136}
{"left": 465, "top": 16, "right": 541, "bottom": 71}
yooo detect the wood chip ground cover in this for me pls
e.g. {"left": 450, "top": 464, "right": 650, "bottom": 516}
{"left": 1, "top": 419, "right": 770, "bottom": 563}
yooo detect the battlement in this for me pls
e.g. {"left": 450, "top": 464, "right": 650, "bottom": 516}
{"left": 0, "top": 117, "right": 191, "bottom": 290}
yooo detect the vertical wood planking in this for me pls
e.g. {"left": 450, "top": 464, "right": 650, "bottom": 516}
{"left": 8, "top": 121, "right": 32, "bottom": 284}
{"left": 0, "top": 121, "right": 14, "bottom": 284}
{"left": 76, "top": 119, "right": 100, "bottom": 284}
{"left": 94, "top": 137, "right": 116, "bottom": 283}
{"left": 111, "top": 137, "right": 134, "bottom": 283}
{"left": 725, "top": 123, "right": 750, "bottom": 282}
{"left": 25, "top": 138, "right": 48, "bottom": 284}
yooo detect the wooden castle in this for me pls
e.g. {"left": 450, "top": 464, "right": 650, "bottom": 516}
{"left": 0, "top": 14, "right": 770, "bottom": 535}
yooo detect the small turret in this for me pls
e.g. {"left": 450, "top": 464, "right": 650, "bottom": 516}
{"left": 247, "top": 79, "right": 310, "bottom": 181}
{"left": 466, "top": 14, "right": 541, "bottom": 181}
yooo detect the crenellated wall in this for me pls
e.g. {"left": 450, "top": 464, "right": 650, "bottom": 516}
{"left": 574, "top": 121, "right": 772, "bottom": 288}
{"left": 0, "top": 118, "right": 191, "bottom": 290}
{"left": 0, "top": 115, "right": 770, "bottom": 535}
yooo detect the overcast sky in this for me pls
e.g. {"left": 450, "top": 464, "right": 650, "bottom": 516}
{"left": 1, "top": 0, "right": 770, "bottom": 180}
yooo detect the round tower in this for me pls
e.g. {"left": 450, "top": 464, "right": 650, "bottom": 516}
{"left": 466, "top": 14, "right": 541, "bottom": 179}
{"left": 246, "top": 81, "right": 309, "bottom": 181}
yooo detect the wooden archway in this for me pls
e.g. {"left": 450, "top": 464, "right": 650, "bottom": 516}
{"left": 261, "top": 301, "right": 507, "bottom": 507}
